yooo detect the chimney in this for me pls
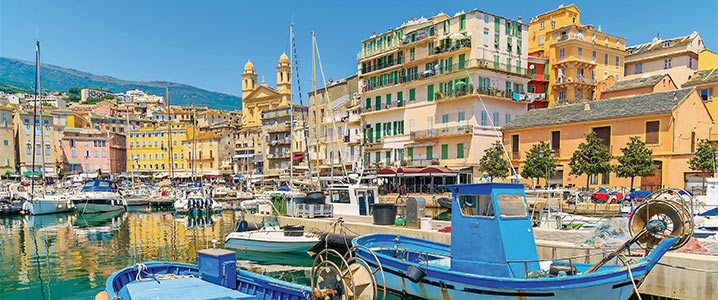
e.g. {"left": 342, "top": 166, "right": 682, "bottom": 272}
{"left": 584, "top": 103, "right": 590, "bottom": 111}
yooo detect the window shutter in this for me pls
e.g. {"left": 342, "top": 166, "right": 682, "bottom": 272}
{"left": 427, "top": 84, "right": 434, "bottom": 101}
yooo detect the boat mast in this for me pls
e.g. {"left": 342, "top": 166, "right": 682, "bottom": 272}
{"left": 290, "top": 22, "right": 313, "bottom": 188}
{"left": 312, "top": 33, "right": 349, "bottom": 183}
{"left": 192, "top": 107, "right": 197, "bottom": 184}
{"left": 166, "top": 84, "right": 174, "bottom": 187}
{"left": 288, "top": 23, "right": 294, "bottom": 190}
{"left": 126, "top": 98, "right": 134, "bottom": 190}
{"left": 30, "top": 40, "right": 40, "bottom": 200}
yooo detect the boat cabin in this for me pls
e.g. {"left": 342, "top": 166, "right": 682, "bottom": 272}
{"left": 327, "top": 184, "right": 378, "bottom": 216}
{"left": 445, "top": 183, "right": 540, "bottom": 278}
{"left": 81, "top": 180, "right": 119, "bottom": 193}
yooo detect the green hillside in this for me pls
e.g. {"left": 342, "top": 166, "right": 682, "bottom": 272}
{"left": 0, "top": 57, "right": 241, "bottom": 110}
{"left": 0, "top": 81, "right": 31, "bottom": 94}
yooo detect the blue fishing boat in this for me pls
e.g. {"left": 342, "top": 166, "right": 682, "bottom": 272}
{"left": 352, "top": 183, "right": 681, "bottom": 300}
{"left": 97, "top": 248, "right": 312, "bottom": 300}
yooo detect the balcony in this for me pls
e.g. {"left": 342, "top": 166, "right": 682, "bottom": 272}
{"left": 361, "top": 60, "right": 401, "bottom": 75}
{"left": 410, "top": 124, "right": 473, "bottom": 140}
{"left": 267, "top": 153, "right": 290, "bottom": 159}
{"left": 267, "top": 122, "right": 290, "bottom": 133}
{"left": 434, "top": 84, "right": 473, "bottom": 101}
{"left": 402, "top": 27, "right": 436, "bottom": 46}
{"left": 554, "top": 76, "right": 596, "bottom": 86}
{"left": 406, "top": 157, "right": 439, "bottom": 167}
{"left": 361, "top": 100, "right": 405, "bottom": 114}
{"left": 530, "top": 73, "right": 550, "bottom": 81}
{"left": 431, "top": 39, "right": 471, "bottom": 56}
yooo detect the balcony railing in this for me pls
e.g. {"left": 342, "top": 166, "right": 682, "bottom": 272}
{"left": 410, "top": 124, "right": 473, "bottom": 140}
{"left": 435, "top": 84, "right": 473, "bottom": 101}
{"left": 406, "top": 157, "right": 439, "bottom": 167}
{"left": 555, "top": 76, "right": 596, "bottom": 85}
{"left": 431, "top": 39, "right": 471, "bottom": 55}
{"left": 531, "top": 73, "right": 550, "bottom": 81}
{"left": 361, "top": 60, "right": 401, "bottom": 74}
{"left": 267, "top": 122, "right": 290, "bottom": 133}
{"left": 362, "top": 100, "right": 405, "bottom": 113}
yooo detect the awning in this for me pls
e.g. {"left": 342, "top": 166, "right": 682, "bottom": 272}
{"left": 220, "top": 164, "right": 232, "bottom": 168}
{"left": 233, "top": 153, "right": 253, "bottom": 159}
{"left": 252, "top": 155, "right": 264, "bottom": 163}
{"left": 405, "top": 142, "right": 437, "bottom": 147}
{"left": 377, "top": 168, "right": 396, "bottom": 175}
{"left": 23, "top": 171, "right": 40, "bottom": 177}
{"left": 420, "top": 167, "right": 455, "bottom": 174}
{"left": 396, "top": 167, "right": 422, "bottom": 174}
{"left": 67, "top": 162, "right": 82, "bottom": 165}
{"left": 292, "top": 154, "right": 304, "bottom": 161}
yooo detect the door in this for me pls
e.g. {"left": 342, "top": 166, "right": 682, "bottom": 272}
{"left": 640, "top": 161, "right": 662, "bottom": 191}
{"left": 358, "top": 191, "right": 367, "bottom": 216}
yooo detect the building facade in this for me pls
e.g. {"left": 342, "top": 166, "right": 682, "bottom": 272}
{"left": 127, "top": 123, "right": 189, "bottom": 174}
{"left": 357, "top": 9, "right": 531, "bottom": 181}
{"left": 529, "top": 4, "right": 626, "bottom": 106}
{"left": 625, "top": 31, "right": 704, "bottom": 86}
{"left": 683, "top": 68, "right": 718, "bottom": 139}
{"left": 503, "top": 89, "right": 710, "bottom": 189}
{"left": 14, "top": 110, "right": 57, "bottom": 177}
{"left": 60, "top": 128, "right": 126, "bottom": 174}
{"left": 0, "top": 107, "right": 15, "bottom": 174}
{"left": 261, "top": 105, "right": 308, "bottom": 176}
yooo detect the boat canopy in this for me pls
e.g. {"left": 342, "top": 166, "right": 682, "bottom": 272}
{"left": 81, "top": 180, "right": 119, "bottom": 193}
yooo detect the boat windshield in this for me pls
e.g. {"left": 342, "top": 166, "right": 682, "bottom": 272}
{"left": 496, "top": 194, "right": 527, "bottom": 218}
{"left": 329, "top": 190, "right": 350, "bottom": 203}
{"left": 458, "top": 195, "right": 493, "bottom": 217}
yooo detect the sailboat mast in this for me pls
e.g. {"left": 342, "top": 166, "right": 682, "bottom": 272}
{"left": 166, "top": 85, "right": 173, "bottom": 187}
{"left": 30, "top": 40, "right": 40, "bottom": 199}
{"left": 290, "top": 22, "right": 313, "bottom": 188}
{"left": 288, "top": 23, "right": 294, "bottom": 189}
{"left": 126, "top": 98, "right": 133, "bottom": 189}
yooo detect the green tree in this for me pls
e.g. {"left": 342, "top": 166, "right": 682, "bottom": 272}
{"left": 520, "top": 141, "right": 557, "bottom": 188}
{"left": 569, "top": 131, "right": 613, "bottom": 190}
{"left": 479, "top": 141, "right": 509, "bottom": 181}
{"left": 688, "top": 139, "right": 715, "bottom": 190}
{"left": 615, "top": 136, "right": 657, "bottom": 191}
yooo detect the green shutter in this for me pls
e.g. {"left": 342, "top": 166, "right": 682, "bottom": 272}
{"left": 375, "top": 123, "right": 381, "bottom": 140}
{"left": 427, "top": 84, "right": 434, "bottom": 101}
{"left": 375, "top": 96, "right": 381, "bottom": 110}
{"left": 505, "top": 21, "right": 511, "bottom": 35}
{"left": 457, "top": 143, "right": 464, "bottom": 159}
{"left": 397, "top": 91, "right": 403, "bottom": 102}
{"left": 494, "top": 34, "right": 500, "bottom": 49}
{"left": 458, "top": 54, "right": 465, "bottom": 69}
{"left": 507, "top": 37, "right": 512, "bottom": 52}
{"left": 409, "top": 88, "right": 416, "bottom": 101}
{"left": 494, "top": 17, "right": 500, "bottom": 32}
{"left": 441, "top": 144, "right": 448, "bottom": 159}
{"left": 517, "top": 40, "right": 522, "bottom": 55}
{"left": 448, "top": 57, "right": 453, "bottom": 72}
{"left": 478, "top": 76, "right": 483, "bottom": 89}
{"left": 365, "top": 98, "right": 371, "bottom": 109}
{"left": 407, "top": 147, "right": 413, "bottom": 161}
{"left": 393, "top": 121, "right": 397, "bottom": 135}
{"left": 386, "top": 94, "right": 391, "bottom": 105}
{"left": 426, "top": 146, "right": 433, "bottom": 160}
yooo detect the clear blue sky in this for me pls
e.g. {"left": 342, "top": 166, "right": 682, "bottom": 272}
{"left": 1, "top": 0, "right": 716, "bottom": 100}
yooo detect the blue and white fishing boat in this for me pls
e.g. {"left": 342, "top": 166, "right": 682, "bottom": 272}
{"left": 96, "top": 247, "right": 311, "bottom": 300}
{"left": 352, "top": 183, "right": 681, "bottom": 300}
{"left": 72, "top": 180, "right": 124, "bottom": 214}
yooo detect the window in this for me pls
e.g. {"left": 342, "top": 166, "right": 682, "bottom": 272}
{"left": 559, "top": 48, "right": 565, "bottom": 61}
{"left": 540, "top": 21, "right": 544, "bottom": 29}
{"left": 71, "top": 150, "right": 76, "bottom": 157}
{"left": 458, "top": 111, "right": 465, "bottom": 125}
{"left": 457, "top": 143, "right": 464, "bottom": 159}
{"left": 2, "top": 140, "right": 6, "bottom": 146}
{"left": 407, "top": 147, "right": 413, "bottom": 161}
{"left": 409, "top": 88, "right": 416, "bottom": 101}
{"left": 427, "top": 84, "right": 434, "bottom": 101}
{"left": 441, "top": 144, "right": 448, "bottom": 159}
{"left": 635, "top": 63, "right": 643, "bottom": 74}
{"left": 645, "top": 121, "right": 659, "bottom": 144}
{"left": 592, "top": 126, "right": 611, "bottom": 149}
{"left": 604, "top": 53, "right": 609, "bottom": 65}
{"left": 592, "top": 51, "right": 597, "bottom": 63}
{"left": 691, "top": 131, "right": 696, "bottom": 153}
{"left": 497, "top": 194, "right": 527, "bottom": 218}
{"left": 615, "top": 56, "right": 619, "bottom": 67}
{"left": 459, "top": 15, "right": 466, "bottom": 30}
{"left": 409, "top": 48, "right": 415, "bottom": 61}
{"left": 493, "top": 112, "right": 499, "bottom": 126}
{"left": 577, "top": 47, "right": 582, "bottom": 60}
{"left": 397, "top": 91, "right": 403, "bottom": 103}
{"left": 480, "top": 111, "right": 487, "bottom": 126}
{"left": 441, "top": 114, "right": 449, "bottom": 127}
{"left": 551, "top": 131, "right": 560, "bottom": 154}
{"left": 458, "top": 195, "right": 493, "bottom": 217}
{"left": 511, "top": 134, "right": 519, "bottom": 159}
{"left": 426, "top": 146, "right": 433, "bottom": 160}
{"left": 505, "top": 113, "right": 511, "bottom": 124}
{"left": 700, "top": 87, "right": 714, "bottom": 101}
{"left": 551, "top": 20, "right": 555, "bottom": 28}
{"left": 483, "top": 29, "right": 489, "bottom": 46}
{"left": 538, "top": 36, "right": 544, "bottom": 45}
{"left": 664, "top": 58, "right": 671, "bottom": 69}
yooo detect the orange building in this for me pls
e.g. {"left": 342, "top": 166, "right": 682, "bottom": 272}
{"left": 502, "top": 88, "right": 711, "bottom": 190}
{"left": 598, "top": 74, "right": 677, "bottom": 100}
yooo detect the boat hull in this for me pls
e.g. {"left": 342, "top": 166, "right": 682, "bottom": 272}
{"left": 26, "top": 199, "right": 74, "bottom": 215}
{"left": 354, "top": 234, "right": 676, "bottom": 300}
{"left": 224, "top": 237, "right": 318, "bottom": 253}
{"left": 73, "top": 199, "right": 123, "bottom": 214}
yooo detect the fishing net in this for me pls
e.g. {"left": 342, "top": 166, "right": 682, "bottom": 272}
{"left": 581, "top": 218, "right": 630, "bottom": 248}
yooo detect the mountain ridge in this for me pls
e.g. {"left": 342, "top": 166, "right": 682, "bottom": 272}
{"left": 0, "top": 57, "right": 242, "bottom": 110}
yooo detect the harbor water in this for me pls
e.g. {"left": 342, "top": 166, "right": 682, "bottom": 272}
{"left": 0, "top": 209, "right": 404, "bottom": 300}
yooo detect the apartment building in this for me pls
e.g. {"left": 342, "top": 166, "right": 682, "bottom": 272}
{"left": 261, "top": 105, "right": 308, "bottom": 176}
{"left": 307, "top": 75, "right": 362, "bottom": 173}
{"left": 0, "top": 107, "right": 15, "bottom": 174}
{"left": 186, "top": 131, "right": 233, "bottom": 177}
{"left": 357, "top": 10, "right": 530, "bottom": 180}
{"left": 529, "top": 4, "right": 626, "bottom": 105}
{"left": 683, "top": 68, "right": 718, "bottom": 139}
{"left": 625, "top": 31, "right": 704, "bottom": 86}
{"left": 127, "top": 123, "right": 189, "bottom": 174}
{"left": 14, "top": 110, "right": 57, "bottom": 177}
{"left": 61, "top": 128, "right": 126, "bottom": 174}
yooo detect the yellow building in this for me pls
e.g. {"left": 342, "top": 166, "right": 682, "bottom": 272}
{"left": 529, "top": 4, "right": 625, "bottom": 106}
{"left": 683, "top": 68, "right": 718, "bottom": 139}
{"left": 128, "top": 122, "right": 190, "bottom": 174}
{"left": 185, "top": 130, "right": 233, "bottom": 177}
{"left": 698, "top": 49, "right": 718, "bottom": 70}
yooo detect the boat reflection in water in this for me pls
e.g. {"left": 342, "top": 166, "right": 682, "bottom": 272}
{"left": 73, "top": 210, "right": 124, "bottom": 242}
{"left": 25, "top": 212, "right": 75, "bottom": 230}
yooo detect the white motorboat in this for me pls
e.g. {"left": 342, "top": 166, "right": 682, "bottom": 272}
{"left": 224, "top": 199, "right": 320, "bottom": 253}
{"left": 72, "top": 180, "right": 124, "bottom": 214}
{"left": 23, "top": 194, "right": 74, "bottom": 215}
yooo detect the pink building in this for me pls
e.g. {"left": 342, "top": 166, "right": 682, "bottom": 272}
{"left": 61, "top": 128, "right": 126, "bottom": 175}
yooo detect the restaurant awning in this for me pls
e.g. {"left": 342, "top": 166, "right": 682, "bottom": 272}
{"left": 292, "top": 154, "right": 304, "bottom": 161}
{"left": 377, "top": 168, "right": 397, "bottom": 177}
